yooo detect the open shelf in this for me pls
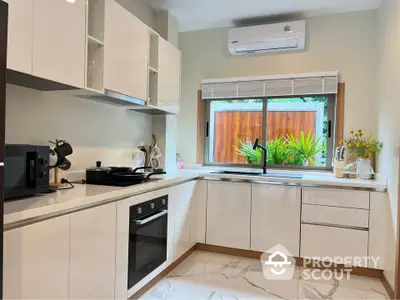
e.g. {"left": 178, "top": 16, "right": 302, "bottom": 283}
{"left": 88, "top": 0, "right": 105, "bottom": 42}
{"left": 86, "top": 0, "right": 105, "bottom": 91}
{"left": 86, "top": 43, "right": 104, "bottom": 91}
{"left": 148, "top": 69, "right": 158, "bottom": 106}
{"left": 149, "top": 32, "right": 159, "bottom": 70}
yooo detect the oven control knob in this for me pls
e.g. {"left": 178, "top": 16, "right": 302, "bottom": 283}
{"left": 161, "top": 199, "right": 166, "bottom": 205}
{"left": 136, "top": 207, "right": 142, "bottom": 214}
{"left": 39, "top": 171, "right": 47, "bottom": 178}
{"left": 150, "top": 203, "right": 155, "bottom": 209}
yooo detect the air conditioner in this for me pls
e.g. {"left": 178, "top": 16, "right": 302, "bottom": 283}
{"left": 228, "top": 20, "right": 306, "bottom": 55}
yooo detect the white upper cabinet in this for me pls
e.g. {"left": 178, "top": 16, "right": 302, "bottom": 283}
{"left": 104, "top": 0, "right": 149, "bottom": 99}
{"left": 3, "top": 216, "right": 70, "bottom": 299}
{"left": 69, "top": 203, "right": 117, "bottom": 300}
{"left": 158, "top": 37, "right": 181, "bottom": 107}
{"left": 4, "top": 0, "right": 33, "bottom": 73}
{"left": 207, "top": 181, "right": 251, "bottom": 249}
{"left": 251, "top": 184, "right": 301, "bottom": 256}
{"left": 32, "top": 0, "right": 86, "bottom": 88}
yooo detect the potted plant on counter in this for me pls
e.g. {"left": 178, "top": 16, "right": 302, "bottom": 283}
{"left": 343, "top": 129, "right": 383, "bottom": 179}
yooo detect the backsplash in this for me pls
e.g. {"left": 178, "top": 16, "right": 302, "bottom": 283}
{"left": 5, "top": 84, "right": 153, "bottom": 170}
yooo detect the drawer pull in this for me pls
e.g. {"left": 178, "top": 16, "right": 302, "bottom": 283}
{"left": 301, "top": 221, "right": 368, "bottom": 232}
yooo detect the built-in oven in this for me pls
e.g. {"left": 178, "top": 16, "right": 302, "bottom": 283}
{"left": 127, "top": 195, "right": 168, "bottom": 290}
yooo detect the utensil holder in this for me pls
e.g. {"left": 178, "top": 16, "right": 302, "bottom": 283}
{"left": 334, "top": 160, "right": 345, "bottom": 178}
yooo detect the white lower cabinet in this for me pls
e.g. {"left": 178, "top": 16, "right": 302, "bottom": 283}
{"left": 302, "top": 187, "right": 370, "bottom": 209}
{"left": 69, "top": 203, "right": 117, "bottom": 300}
{"left": 3, "top": 216, "right": 70, "bottom": 299}
{"left": 169, "top": 181, "right": 196, "bottom": 261}
{"left": 300, "top": 224, "right": 368, "bottom": 266}
{"left": 207, "top": 181, "right": 251, "bottom": 249}
{"left": 369, "top": 192, "right": 387, "bottom": 269}
{"left": 251, "top": 184, "right": 301, "bottom": 256}
{"left": 191, "top": 180, "right": 207, "bottom": 244}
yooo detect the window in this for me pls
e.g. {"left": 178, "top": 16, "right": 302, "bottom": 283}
{"left": 203, "top": 95, "right": 335, "bottom": 170}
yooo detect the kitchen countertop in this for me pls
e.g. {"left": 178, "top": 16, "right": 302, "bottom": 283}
{"left": 200, "top": 172, "right": 387, "bottom": 190}
{"left": 4, "top": 172, "right": 198, "bottom": 228}
{"left": 3, "top": 169, "right": 387, "bottom": 229}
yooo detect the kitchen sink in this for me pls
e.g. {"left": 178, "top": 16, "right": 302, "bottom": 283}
{"left": 212, "top": 171, "right": 303, "bottom": 179}
{"left": 212, "top": 171, "right": 262, "bottom": 176}
{"left": 261, "top": 173, "right": 303, "bottom": 179}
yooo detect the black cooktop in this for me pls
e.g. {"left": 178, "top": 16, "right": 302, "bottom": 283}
{"left": 85, "top": 166, "right": 165, "bottom": 187}
{"left": 89, "top": 177, "right": 161, "bottom": 187}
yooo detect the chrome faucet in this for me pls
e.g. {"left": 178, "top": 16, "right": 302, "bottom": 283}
{"left": 253, "top": 138, "right": 267, "bottom": 174}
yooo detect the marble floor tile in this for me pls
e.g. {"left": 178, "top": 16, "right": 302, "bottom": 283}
{"left": 140, "top": 251, "right": 389, "bottom": 300}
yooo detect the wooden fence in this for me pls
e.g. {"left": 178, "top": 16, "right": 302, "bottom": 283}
{"left": 213, "top": 111, "right": 316, "bottom": 163}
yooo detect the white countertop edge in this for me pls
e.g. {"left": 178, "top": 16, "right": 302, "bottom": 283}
{"left": 200, "top": 173, "right": 387, "bottom": 190}
{"left": 4, "top": 174, "right": 198, "bottom": 227}
{"left": 3, "top": 170, "right": 387, "bottom": 227}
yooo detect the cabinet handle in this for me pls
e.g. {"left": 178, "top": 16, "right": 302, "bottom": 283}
{"left": 135, "top": 210, "right": 167, "bottom": 225}
{"left": 302, "top": 221, "right": 368, "bottom": 231}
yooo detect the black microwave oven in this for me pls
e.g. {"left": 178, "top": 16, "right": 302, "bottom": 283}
{"left": 4, "top": 145, "right": 50, "bottom": 200}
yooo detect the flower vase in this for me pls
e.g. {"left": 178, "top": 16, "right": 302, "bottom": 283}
{"left": 356, "top": 158, "right": 374, "bottom": 180}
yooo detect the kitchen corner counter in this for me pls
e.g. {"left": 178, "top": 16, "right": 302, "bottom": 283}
{"left": 4, "top": 172, "right": 199, "bottom": 229}
{"left": 199, "top": 172, "right": 387, "bottom": 191}
{"left": 178, "top": 165, "right": 386, "bottom": 191}
{"left": 4, "top": 169, "right": 386, "bottom": 230}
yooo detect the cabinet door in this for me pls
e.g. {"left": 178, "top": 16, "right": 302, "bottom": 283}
{"left": 369, "top": 192, "right": 386, "bottom": 269}
{"left": 170, "top": 181, "right": 196, "bottom": 260}
{"left": 191, "top": 180, "right": 207, "bottom": 244}
{"left": 104, "top": 0, "right": 149, "bottom": 99}
{"left": 251, "top": 185, "right": 301, "bottom": 256}
{"left": 207, "top": 181, "right": 251, "bottom": 249}
{"left": 301, "top": 224, "right": 368, "bottom": 267}
{"left": 158, "top": 38, "right": 181, "bottom": 106}
{"left": 3, "top": 216, "right": 70, "bottom": 299}
{"left": 4, "top": 0, "right": 33, "bottom": 73}
{"left": 32, "top": 0, "right": 85, "bottom": 87}
{"left": 69, "top": 203, "right": 117, "bottom": 300}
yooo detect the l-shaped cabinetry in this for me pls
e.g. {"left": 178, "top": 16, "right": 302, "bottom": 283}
{"left": 206, "top": 181, "right": 386, "bottom": 270}
{"left": 4, "top": 0, "right": 181, "bottom": 109}
{"left": 2, "top": 179, "right": 387, "bottom": 299}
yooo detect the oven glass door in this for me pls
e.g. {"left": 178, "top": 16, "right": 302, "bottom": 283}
{"left": 128, "top": 210, "right": 167, "bottom": 289}
{"left": 4, "top": 145, "right": 35, "bottom": 200}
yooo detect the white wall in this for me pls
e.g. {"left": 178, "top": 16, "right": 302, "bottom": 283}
{"left": 178, "top": 11, "right": 378, "bottom": 164}
{"left": 376, "top": 0, "right": 400, "bottom": 289}
{"left": 5, "top": 84, "right": 152, "bottom": 171}
{"left": 115, "top": 0, "right": 155, "bottom": 28}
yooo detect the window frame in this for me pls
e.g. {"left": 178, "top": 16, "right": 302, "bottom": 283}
{"left": 202, "top": 94, "right": 336, "bottom": 171}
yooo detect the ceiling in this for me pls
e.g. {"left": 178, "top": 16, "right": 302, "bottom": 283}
{"left": 147, "top": 0, "right": 383, "bottom": 32}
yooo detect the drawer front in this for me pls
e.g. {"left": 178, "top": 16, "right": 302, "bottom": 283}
{"left": 302, "top": 204, "right": 369, "bottom": 228}
{"left": 302, "top": 188, "right": 369, "bottom": 209}
{"left": 301, "top": 224, "right": 368, "bottom": 267}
